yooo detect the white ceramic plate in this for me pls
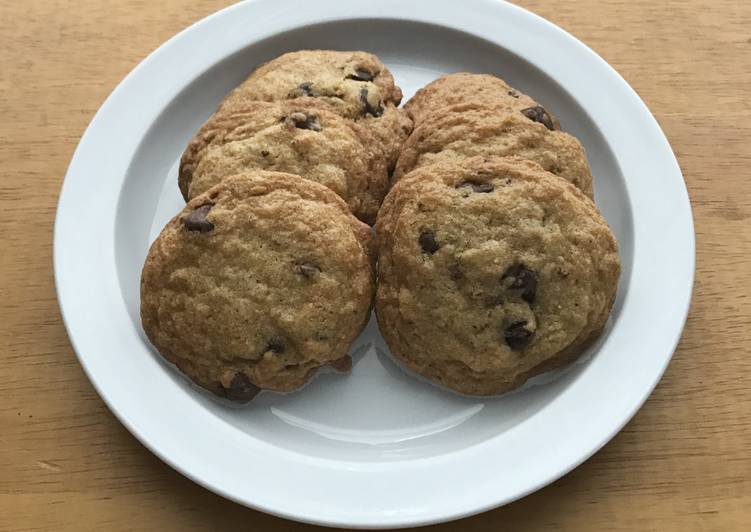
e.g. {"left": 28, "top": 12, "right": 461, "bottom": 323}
{"left": 54, "top": 0, "right": 694, "bottom": 528}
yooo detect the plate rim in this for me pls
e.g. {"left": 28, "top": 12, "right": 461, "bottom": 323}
{"left": 54, "top": 0, "right": 695, "bottom": 528}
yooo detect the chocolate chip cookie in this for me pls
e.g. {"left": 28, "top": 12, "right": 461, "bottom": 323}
{"left": 220, "top": 50, "right": 412, "bottom": 169}
{"left": 404, "top": 72, "right": 560, "bottom": 129}
{"left": 394, "top": 103, "right": 593, "bottom": 198}
{"left": 375, "top": 157, "right": 620, "bottom": 396}
{"left": 141, "top": 172, "right": 375, "bottom": 401}
{"left": 179, "top": 98, "right": 388, "bottom": 224}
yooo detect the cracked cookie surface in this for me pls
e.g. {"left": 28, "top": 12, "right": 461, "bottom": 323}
{"left": 375, "top": 157, "right": 619, "bottom": 395}
{"left": 220, "top": 50, "right": 412, "bottom": 169}
{"left": 141, "top": 172, "right": 375, "bottom": 401}
{"left": 403, "top": 72, "right": 560, "bottom": 129}
{"left": 180, "top": 98, "right": 388, "bottom": 223}
{"left": 394, "top": 103, "right": 593, "bottom": 198}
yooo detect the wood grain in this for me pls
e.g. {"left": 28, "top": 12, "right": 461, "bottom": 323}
{"left": 1, "top": 1, "right": 749, "bottom": 530}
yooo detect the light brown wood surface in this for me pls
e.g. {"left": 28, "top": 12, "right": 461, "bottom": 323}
{"left": 1, "top": 1, "right": 749, "bottom": 530}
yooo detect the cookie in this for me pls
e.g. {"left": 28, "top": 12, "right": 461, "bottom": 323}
{"left": 141, "top": 172, "right": 375, "bottom": 401}
{"left": 403, "top": 72, "right": 560, "bottom": 129}
{"left": 220, "top": 50, "right": 412, "bottom": 169}
{"left": 394, "top": 103, "right": 593, "bottom": 198}
{"left": 375, "top": 157, "right": 620, "bottom": 396}
{"left": 179, "top": 98, "right": 388, "bottom": 224}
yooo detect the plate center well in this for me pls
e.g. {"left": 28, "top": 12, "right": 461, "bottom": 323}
{"left": 118, "top": 20, "right": 632, "bottom": 462}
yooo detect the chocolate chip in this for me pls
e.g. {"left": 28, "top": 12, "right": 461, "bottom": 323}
{"left": 266, "top": 337, "right": 285, "bottom": 354}
{"left": 261, "top": 150, "right": 270, "bottom": 157}
{"left": 502, "top": 264, "right": 537, "bottom": 304}
{"left": 330, "top": 355, "right": 353, "bottom": 372}
{"left": 295, "top": 261, "right": 320, "bottom": 278}
{"left": 181, "top": 203, "right": 214, "bottom": 232}
{"left": 225, "top": 372, "right": 260, "bottom": 401}
{"left": 521, "top": 105, "right": 555, "bottom": 130}
{"left": 296, "top": 81, "right": 314, "bottom": 96}
{"left": 348, "top": 68, "right": 375, "bottom": 82}
{"left": 286, "top": 112, "right": 321, "bottom": 131}
{"left": 504, "top": 321, "right": 534, "bottom": 350}
{"left": 359, "top": 87, "right": 384, "bottom": 117}
{"left": 508, "top": 89, "right": 520, "bottom": 99}
{"left": 419, "top": 229, "right": 439, "bottom": 254}
{"left": 457, "top": 180, "right": 494, "bottom": 193}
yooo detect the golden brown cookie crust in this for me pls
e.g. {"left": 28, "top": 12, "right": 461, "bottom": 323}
{"left": 179, "top": 98, "right": 388, "bottom": 224}
{"left": 375, "top": 157, "right": 619, "bottom": 396}
{"left": 394, "top": 103, "right": 593, "bottom": 198}
{"left": 141, "top": 172, "right": 375, "bottom": 401}
{"left": 403, "top": 72, "right": 560, "bottom": 129}
{"left": 229, "top": 50, "right": 403, "bottom": 110}
{"left": 220, "top": 50, "right": 412, "bottom": 167}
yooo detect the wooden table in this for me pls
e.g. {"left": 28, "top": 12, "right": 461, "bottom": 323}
{"left": 1, "top": 1, "right": 749, "bottom": 530}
